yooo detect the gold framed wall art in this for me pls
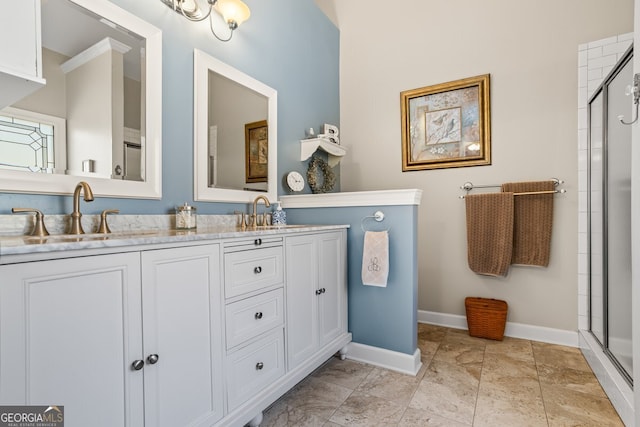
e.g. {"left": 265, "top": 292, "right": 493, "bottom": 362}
{"left": 245, "top": 120, "right": 268, "bottom": 183}
{"left": 400, "top": 74, "right": 491, "bottom": 171}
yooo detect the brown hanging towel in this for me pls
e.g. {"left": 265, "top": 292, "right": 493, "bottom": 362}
{"left": 465, "top": 193, "right": 514, "bottom": 277}
{"left": 501, "top": 181, "right": 555, "bottom": 267}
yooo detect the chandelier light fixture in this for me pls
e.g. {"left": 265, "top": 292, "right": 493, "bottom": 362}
{"left": 161, "top": 0, "right": 250, "bottom": 42}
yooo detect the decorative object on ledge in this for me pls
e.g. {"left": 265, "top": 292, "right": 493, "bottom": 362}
{"left": 401, "top": 74, "right": 491, "bottom": 171}
{"left": 160, "top": 0, "right": 250, "bottom": 42}
{"left": 317, "top": 123, "right": 340, "bottom": 145}
{"left": 307, "top": 156, "right": 335, "bottom": 194}
{"left": 300, "top": 138, "right": 346, "bottom": 167}
{"left": 285, "top": 171, "right": 305, "bottom": 192}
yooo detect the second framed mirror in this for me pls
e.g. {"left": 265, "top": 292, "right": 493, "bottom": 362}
{"left": 193, "top": 49, "right": 277, "bottom": 203}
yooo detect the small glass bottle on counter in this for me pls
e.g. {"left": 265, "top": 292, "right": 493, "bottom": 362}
{"left": 175, "top": 203, "right": 197, "bottom": 230}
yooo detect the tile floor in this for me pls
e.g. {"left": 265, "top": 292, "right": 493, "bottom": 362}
{"left": 261, "top": 324, "right": 624, "bottom": 426}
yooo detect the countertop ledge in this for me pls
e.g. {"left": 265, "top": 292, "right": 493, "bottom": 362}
{"left": 0, "top": 224, "right": 348, "bottom": 258}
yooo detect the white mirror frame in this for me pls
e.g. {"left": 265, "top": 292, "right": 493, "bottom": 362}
{"left": 194, "top": 49, "right": 277, "bottom": 203}
{"left": 0, "top": 0, "right": 162, "bottom": 199}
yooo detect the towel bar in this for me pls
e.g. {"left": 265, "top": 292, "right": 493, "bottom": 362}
{"left": 361, "top": 211, "right": 390, "bottom": 232}
{"left": 459, "top": 178, "right": 565, "bottom": 199}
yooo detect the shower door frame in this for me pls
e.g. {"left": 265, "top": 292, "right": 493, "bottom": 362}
{"left": 587, "top": 45, "right": 634, "bottom": 387}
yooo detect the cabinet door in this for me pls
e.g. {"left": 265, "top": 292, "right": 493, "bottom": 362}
{"left": 317, "top": 231, "right": 346, "bottom": 347}
{"left": 0, "top": 253, "right": 144, "bottom": 427}
{"left": 141, "top": 244, "right": 224, "bottom": 427}
{"left": 285, "top": 234, "right": 319, "bottom": 370}
{"left": 0, "top": 0, "right": 39, "bottom": 77}
{"left": 0, "top": 0, "right": 45, "bottom": 108}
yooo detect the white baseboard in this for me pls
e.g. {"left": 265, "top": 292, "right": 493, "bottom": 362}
{"left": 346, "top": 342, "right": 422, "bottom": 376}
{"left": 418, "top": 309, "right": 579, "bottom": 347}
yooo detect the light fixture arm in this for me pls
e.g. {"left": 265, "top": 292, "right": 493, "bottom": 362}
{"left": 180, "top": 4, "right": 212, "bottom": 22}
{"left": 210, "top": 18, "right": 236, "bottom": 42}
{"left": 161, "top": 0, "right": 246, "bottom": 42}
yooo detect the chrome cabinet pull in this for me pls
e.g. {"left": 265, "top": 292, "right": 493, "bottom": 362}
{"left": 254, "top": 266, "right": 262, "bottom": 274}
{"left": 254, "top": 238, "right": 262, "bottom": 246}
{"left": 255, "top": 312, "right": 263, "bottom": 320}
{"left": 256, "top": 362, "right": 264, "bottom": 370}
{"left": 321, "top": 288, "right": 326, "bottom": 294}
{"left": 147, "top": 354, "right": 159, "bottom": 365}
{"left": 131, "top": 360, "right": 144, "bottom": 371}
{"left": 315, "top": 289, "right": 322, "bottom": 295}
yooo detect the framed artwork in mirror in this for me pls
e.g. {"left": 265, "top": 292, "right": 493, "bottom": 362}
{"left": 245, "top": 120, "right": 268, "bottom": 183}
{"left": 400, "top": 74, "right": 491, "bottom": 171}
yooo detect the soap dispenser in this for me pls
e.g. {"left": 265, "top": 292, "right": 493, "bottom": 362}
{"left": 272, "top": 201, "right": 286, "bottom": 226}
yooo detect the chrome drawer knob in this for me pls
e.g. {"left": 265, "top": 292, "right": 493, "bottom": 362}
{"left": 147, "top": 354, "right": 159, "bottom": 365}
{"left": 256, "top": 362, "right": 264, "bottom": 370}
{"left": 254, "top": 238, "right": 262, "bottom": 246}
{"left": 255, "top": 312, "right": 263, "bottom": 320}
{"left": 315, "top": 289, "right": 322, "bottom": 295}
{"left": 131, "top": 360, "right": 144, "bottom": 371}
{"left": 254, "top": 266, "right": 262, "bottom": 274}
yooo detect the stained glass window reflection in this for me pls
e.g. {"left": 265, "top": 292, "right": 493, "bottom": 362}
{"left": 0, "top": 113, "right": 56, "bottom": 173}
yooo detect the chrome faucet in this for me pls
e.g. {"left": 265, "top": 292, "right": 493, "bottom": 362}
{"left": 250, "top": 195, "right": 271, "bottom": 228}
{"left": 69, "top": 181, "right": 94, "bottom": 234}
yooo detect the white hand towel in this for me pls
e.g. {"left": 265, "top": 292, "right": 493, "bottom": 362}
{"left": 362, "top": 231, "right": 389, "bottom": 287}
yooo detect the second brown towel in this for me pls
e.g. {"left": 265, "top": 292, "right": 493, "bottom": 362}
{"left": 501, "top": 181, "right": 555, "bottom": 267}
{"left": 465, "top": 193, "right": 514, "bottom": 277}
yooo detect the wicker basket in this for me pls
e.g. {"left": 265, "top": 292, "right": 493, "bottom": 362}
{"left": 465, "top": 297, "right": 508, "bottom": 341}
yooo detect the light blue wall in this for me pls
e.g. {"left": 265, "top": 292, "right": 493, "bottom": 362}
{"left": 286, "top": 205, "right": 418, "bottom": 355}
{"left": 0, "top": 0, "right": 339, "bottom": 215}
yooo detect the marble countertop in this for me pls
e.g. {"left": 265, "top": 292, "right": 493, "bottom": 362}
{"left": 0, "top": 224, "right": 348, "bottom": 258}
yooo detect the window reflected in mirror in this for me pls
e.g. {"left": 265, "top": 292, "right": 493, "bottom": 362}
{"left": 0, "top": 107, "right": 64, "bottom": 173}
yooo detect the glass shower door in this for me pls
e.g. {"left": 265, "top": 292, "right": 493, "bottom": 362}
{"left": 588, "top": 47, "right": 633, "bottom": 384}
{"left": 605, "top": 55, "right": 633, "bottom": 377}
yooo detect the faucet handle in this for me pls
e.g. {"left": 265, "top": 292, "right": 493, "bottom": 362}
{"left": 233, "top": 211, "right": 247, "bottom": 229}
{"left": 12, "top": 208, "right": 50, "bottom": 237}
{"left": 97, "top": 209, "right": 120, "bottom": 234}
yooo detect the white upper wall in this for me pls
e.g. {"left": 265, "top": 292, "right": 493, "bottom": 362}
{"left": 330, "top": 0, "right": 633, "bottom": 331}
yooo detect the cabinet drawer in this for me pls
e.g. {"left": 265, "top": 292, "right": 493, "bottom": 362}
{"left": 224, "top": 246, "right": 283, "bottom": 298}
{"left": 226, "top": 329, "right": 285, "bottom": 412}
{"left": 225, "top": 288, "right": 284, "bottom": 349}
{"left": 224, "top": 237, "right": 282, "bottom": 252}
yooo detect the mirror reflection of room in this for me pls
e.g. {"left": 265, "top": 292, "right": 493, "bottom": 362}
{"left": 0, "top": 0, "right": 145, "bottom": 182}
{"left": 207, "top": 70, "right": 268, "bottom": 192}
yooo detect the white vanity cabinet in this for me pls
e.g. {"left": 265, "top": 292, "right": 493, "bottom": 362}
{"left": 0, "top": 226, "right": 350, "bottom": 427}
{"left": 0, "top": 244, "right": 224, "bottom": 427}
{"left": 285, "top": 230, "right": 348, "bottom": 371}
{"left": 0, "top": 0, "right": 46, "bottom": 108}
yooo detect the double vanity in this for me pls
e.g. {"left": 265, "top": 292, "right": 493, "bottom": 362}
{"left": 0, "top": 223, "right": 351, "bottom": 427}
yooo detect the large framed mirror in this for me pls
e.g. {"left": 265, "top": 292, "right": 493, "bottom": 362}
{"left": 0, "top": 0, "right": 162, "bottom": 198}
{"left": 194, "top": 49, "right": 277, "bottom": 203}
